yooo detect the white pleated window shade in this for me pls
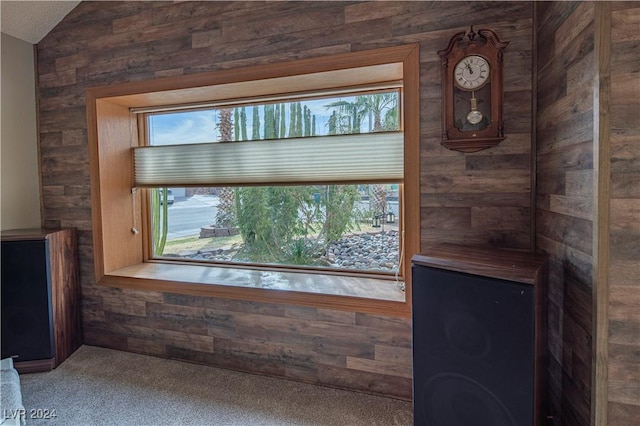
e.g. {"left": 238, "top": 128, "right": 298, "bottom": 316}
{"left": 133, "top": 131, "right": 403, "bottom": 188}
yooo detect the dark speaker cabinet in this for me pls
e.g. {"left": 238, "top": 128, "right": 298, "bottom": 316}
{"left": 1, "top": 228, "right": 81, "bottom": 373}
{"left": 412, "top": 244, "right": 547, "bottom": 426}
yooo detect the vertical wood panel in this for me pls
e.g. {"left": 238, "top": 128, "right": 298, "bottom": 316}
{"left": 92, "top": 99, "right": 143, "bottom": 275}
{"left": 607, "top": 3, "right": 640, "bottom": 424}
{"left": 593, "top": 3, "right": 612, "bottom": 425}
{"left": 47, "top": 228, "right": 82, "bottom": 367}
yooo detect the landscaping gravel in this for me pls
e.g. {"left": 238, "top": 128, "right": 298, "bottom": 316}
{"left": 170, "top": 230, "right": 400, "bottom": 272}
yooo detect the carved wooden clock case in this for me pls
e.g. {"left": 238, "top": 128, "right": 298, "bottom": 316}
{"left": 438, "top": 27, "right": 509, "bottom": 153}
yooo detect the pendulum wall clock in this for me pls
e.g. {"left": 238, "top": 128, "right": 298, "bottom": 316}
{"left": 438, "top": 27, "right": 509, "bottom": 153}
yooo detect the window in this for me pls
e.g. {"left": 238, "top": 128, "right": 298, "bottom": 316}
{"left": 88, "top": 45, "right": 420, "bottom": 315}
{"left": 139, "top": 90, "right": 402, "bottom": 275}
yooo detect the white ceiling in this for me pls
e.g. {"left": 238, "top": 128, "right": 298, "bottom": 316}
{"left": 1, "top": 0, "right": 81, "bottom": 44}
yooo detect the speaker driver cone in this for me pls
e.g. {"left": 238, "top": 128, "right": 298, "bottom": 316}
{"left": 421, "top": 373, "right": 516, "bottom": 426}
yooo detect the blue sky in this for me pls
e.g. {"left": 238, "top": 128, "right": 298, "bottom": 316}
{"left": 150, "top": 98, "right": 340, "bottom": 146}
{"left": 147, "top": 94, "right": 388, "bottom": 146}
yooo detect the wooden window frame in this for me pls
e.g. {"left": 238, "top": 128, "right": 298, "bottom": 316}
{"left": 87, "top": 44, "right": 420, "bottom": 317}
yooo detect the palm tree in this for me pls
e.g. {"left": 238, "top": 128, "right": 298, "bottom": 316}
{"left": 218, "top": 108, "right": 233, "bottom": 140}
{"left": 356, "top": 93, "right": 398, "bottom": 218}
{"left": 324, "top": 98, "right": 364, "bottom": 134}
{"left": 357, "top": 92, "right": 397, "bottom": 132}
{"left": 326, "top": 93, "right": 399, "bottom": 219}
{"left": 215, "top": 108, "right": 236, "bottom": 228}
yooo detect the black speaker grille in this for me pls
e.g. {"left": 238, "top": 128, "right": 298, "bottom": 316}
{"left": 412, "top": 264, "right": 535, "bottom": 426}
{"left": 1, "top": 240, "right": 55, "bottom": 361}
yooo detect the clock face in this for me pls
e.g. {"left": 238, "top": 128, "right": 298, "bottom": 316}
{"left": 454, "top": 55, "right": 490, "bottom": 90}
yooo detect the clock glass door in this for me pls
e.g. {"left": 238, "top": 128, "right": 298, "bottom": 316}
{"left": 454, "top": 83, "right": 491, "bottom": 132}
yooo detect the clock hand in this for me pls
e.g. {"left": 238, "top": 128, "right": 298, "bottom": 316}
{"left": 466, "top": 63, "right": 473, "bottom": 74}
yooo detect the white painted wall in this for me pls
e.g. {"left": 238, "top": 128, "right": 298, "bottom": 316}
{"left": 1, "top": 33, "right": 42, "bottom": 231}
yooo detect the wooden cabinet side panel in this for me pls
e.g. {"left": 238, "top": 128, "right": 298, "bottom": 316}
{"left": 47, "top": 228, "right": 82, "bottom": 366}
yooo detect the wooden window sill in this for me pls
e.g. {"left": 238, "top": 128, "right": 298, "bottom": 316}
{"left": 100, "top": 262, "right": 408, "bottom": 316}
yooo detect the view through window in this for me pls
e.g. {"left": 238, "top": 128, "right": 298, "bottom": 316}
{"left": 145, "top": 90, "right": 402, "bottom": 274}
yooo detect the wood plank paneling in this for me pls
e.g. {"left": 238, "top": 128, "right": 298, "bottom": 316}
{"left": 538, "top": 2, "right": 640, "bottom": 426}
{"left": 37, "top": 1, "right": 534, "bottom": 401}
{"left": 607, "top": 3, "right": 640, "bottom": 423}
{"left": 535, "top": 3, "right": 596, "bottom": 425}
{"left": 397, "top": 2, "right": 535, "bottom": 253}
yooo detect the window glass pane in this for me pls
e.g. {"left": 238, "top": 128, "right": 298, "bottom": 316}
{"left": 148, "top": 90, "right": 400, "bottom": 145}
{"left": 146, "top": 90, "right": 403, "bottom": 276}
{"left": 149, "top": 185, "right": 400, "bottom": 274}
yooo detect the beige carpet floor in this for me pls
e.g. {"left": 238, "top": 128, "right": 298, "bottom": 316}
{"left": 19, "top": 345, "right": 412, "bottom": 425}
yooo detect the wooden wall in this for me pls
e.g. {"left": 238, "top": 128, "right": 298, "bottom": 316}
{"left": 419, "top": 7, "right": 534, "bottom": 251}
{"left": 36, "top": 1, "right": 534, "bottom": 401}
{"left": 536, "top": 2, "right": 640, "bottom": 426}
{"left": 607, "top": 2, "right": 640, "bottom": 424}
{"left": 536, "top": 2, "right": 595, "bottom": 425}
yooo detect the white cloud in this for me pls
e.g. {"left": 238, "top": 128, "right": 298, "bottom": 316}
{"left": 149, "top": 111, "right": 218, "bottom": 146}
